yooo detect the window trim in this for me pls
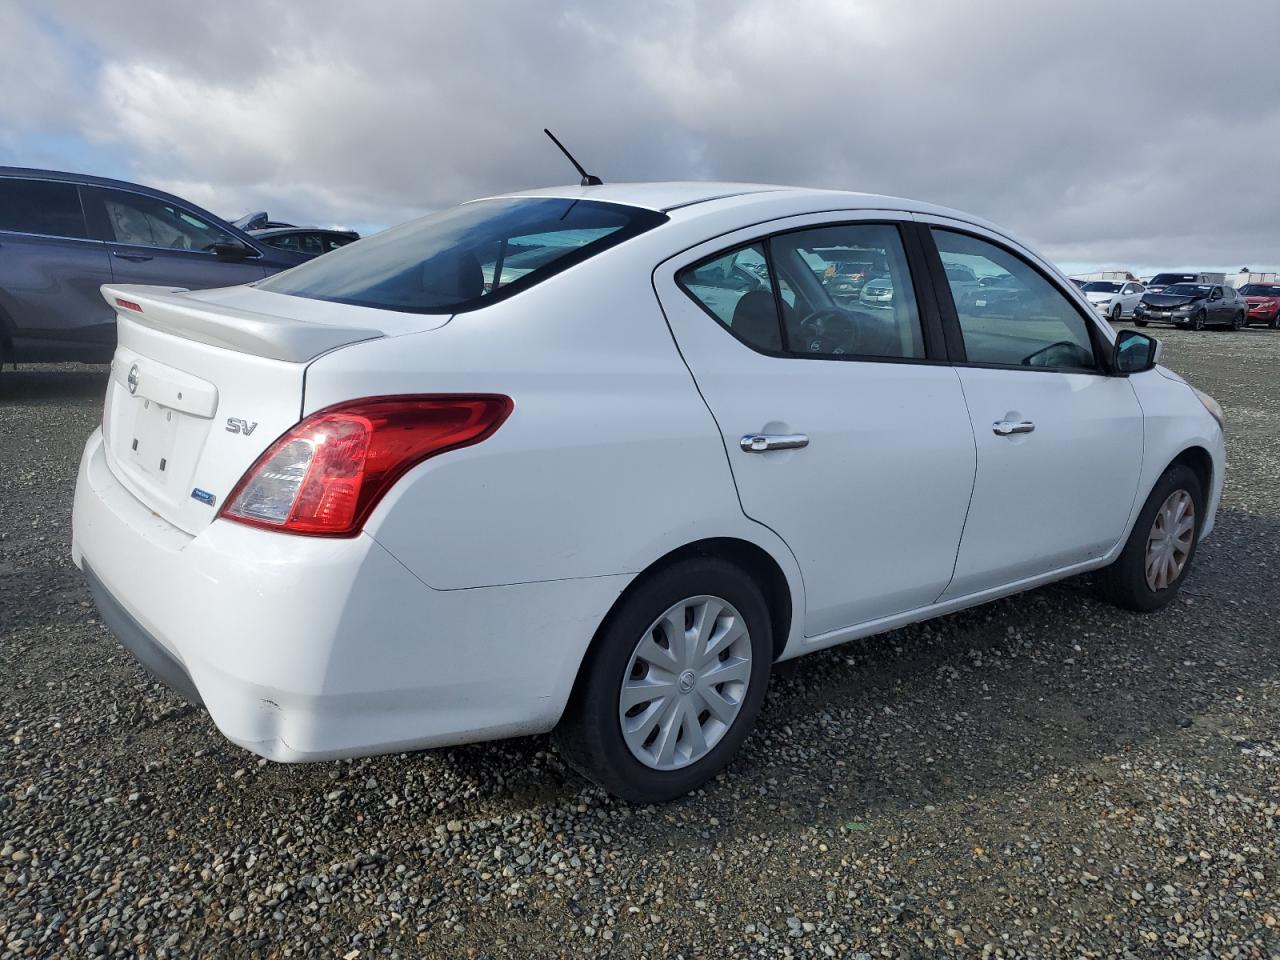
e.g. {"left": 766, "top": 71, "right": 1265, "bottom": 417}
{"left": 673, "top": 218, "right": 949, "bottom": 366}
{"left": 920, "top": 223, "right": 1118, "bottom": 377}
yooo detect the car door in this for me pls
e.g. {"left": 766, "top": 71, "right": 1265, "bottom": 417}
{"left": 81, "top": 186, "right": 268, "bottom": 290}
{"left": 1120, "top": 282, "right": 1142, "bottom": 315}
{"left": 654, "top": 214, "right": 977, "bottom": 638}
{"left": 919, "top": 219, "right": 1144, "bottom": 598}
{"left": 1205, "top": 286, "right": 1224, "bottom": 325}
{"left": 0, "top": 176, "right": 114, "bottom": 358}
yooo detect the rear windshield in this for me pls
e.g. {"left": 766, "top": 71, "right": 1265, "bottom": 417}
{"left": 257, "top": 197, "right": 667, "bottom": 314}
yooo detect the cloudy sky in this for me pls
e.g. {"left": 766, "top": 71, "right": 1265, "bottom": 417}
{"left": 2, "top": 0, "right": 1276, "bottom": 274}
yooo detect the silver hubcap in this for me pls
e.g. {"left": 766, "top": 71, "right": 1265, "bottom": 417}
{"left": 619, "top": 595, "right": 753, "bottom": 771}
{"left": 1145, "top": 490, "right": 1195, "bottom": 591}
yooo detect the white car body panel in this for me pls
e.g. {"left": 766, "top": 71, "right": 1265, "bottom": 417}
{"left": 941, "top": 366, "right": 1144, "bottom": 597}
{"left": 652, "top": 211, "right": 976, "bottom": 636}
{"left": 70, "top": 182, "right": 1226, "bottom": 764}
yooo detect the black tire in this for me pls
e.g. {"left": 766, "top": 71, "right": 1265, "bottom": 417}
{"left": 1192, "top": 311, "right": 1206, "bottom": 331}
{"left": 1134, "top": 318, "right": 1149, "bottom": 328}
{"left": 1097, "top": 463, "right": 1204, "bottom": 612}
{"left": 553, "top": 557, "right": 773, "bottom": 802}
{"left": 1110, "top": 303, "right": 1123, "bottom": 323}
{"left": 1271, "top": 315, "right": 1280, "bottom": 330}
{"left": 1231, "top": 311, "right": 1244, "bottom": 331}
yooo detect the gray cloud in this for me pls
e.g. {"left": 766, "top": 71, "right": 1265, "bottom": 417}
{"left": 6, "top": 0, "right": 1279, "bottom": 270}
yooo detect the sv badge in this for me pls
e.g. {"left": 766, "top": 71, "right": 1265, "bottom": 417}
{"left": 226, "top": 417, "right": 259, "bottom": 436}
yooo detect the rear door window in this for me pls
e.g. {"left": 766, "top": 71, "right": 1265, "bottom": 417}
{"left": 0, "top": 178, "right": 88, "bottom": 239}
{"left": 258, "top": 197, "right": 667, "bottom": 314}
{"left": 677, "top": 243, "right": 781, "bottom": 352}
{"left": 769, "top": 223, "right": 924, "bottom": 359}
{"left": 677, "top": 222, "right": 926, "bottom": 360}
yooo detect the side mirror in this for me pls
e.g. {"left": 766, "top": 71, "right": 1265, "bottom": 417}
{"left": 212, "top": 239, "right": 253, "bottom": 260}
{"left": 1114, "top": 329, "right": 1162, "bottom": 374}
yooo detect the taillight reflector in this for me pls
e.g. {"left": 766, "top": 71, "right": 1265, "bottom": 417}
{"left": 218, "top": 395, "right": 513, "bottom": 537}
{"left": 115, "top": 298, "right": 143, "bottom": 312}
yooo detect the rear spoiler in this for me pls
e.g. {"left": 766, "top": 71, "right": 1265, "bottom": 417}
{"left": 101, "top": 284, "right": 383, "bottom": 363}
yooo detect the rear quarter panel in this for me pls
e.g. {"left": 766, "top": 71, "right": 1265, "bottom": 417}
{"left": 302, "top": 250, "right": 804, "bottom": 610}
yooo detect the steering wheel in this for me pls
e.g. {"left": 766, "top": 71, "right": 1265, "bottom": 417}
{"left": 796, "top": 309, "right": 859, "bottom": 355}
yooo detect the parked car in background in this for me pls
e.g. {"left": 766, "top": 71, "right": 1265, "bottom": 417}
{"left": 1081, "top": 280, "right": 1146, "bottom": 322}
{"left": 231, "top": 211, "right": 295, "bottom": 231}
{"left": 1134, "top": 283, "right": 1248, "bottom": 330}
{"left": 1239, "top": 282, "right": 1280, "bottom": 328}
{"left": 0, "top": 168, "right": 307, "bottom": 367}
{"left": 250, "top": 227, "right": 360, "bottom": 259}
{"left": 859, "top": 277, "right": 894, "bottom": 307}
{"left": 72, "top": 181, "right": 1224, "bottom": 802}
{"left": 1145, "top": 272, "right": 1226, "bottom": 294}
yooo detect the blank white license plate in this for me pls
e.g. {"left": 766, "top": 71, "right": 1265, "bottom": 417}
{"left": 128, "top": 398, "right": 180, "bottom": 477}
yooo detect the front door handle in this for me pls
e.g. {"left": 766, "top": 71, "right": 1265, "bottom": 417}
{"left": 993, "top": 420, "right": 1035, "bottom": 436}
{"left": 740, "top": 433, "right": 809, "bottom": 453}
{"left": 112, "top": 251, "right": 153, "bottom": 262}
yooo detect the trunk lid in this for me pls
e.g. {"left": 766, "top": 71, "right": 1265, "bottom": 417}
{"left": 99, "top": 283, "right": 450, "bottom": 535}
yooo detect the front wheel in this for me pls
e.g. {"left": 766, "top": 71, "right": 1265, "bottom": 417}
{"left": 554, "top": 557, "right": 773, "bottom": 802}
{"left": 1097, "top": 463, "right": 1203, "bottom": 612}
{"left": 1110, "top": 303, "right": 1123, "bottom": 323}
{"left": 1134, "top": 318, "right": 1149, "bottom": 327}
{"left": 1271, "top": 314, "right": 1280, "bottom": 330}
{"left": 1192, "top": 311, "right": 1206, "bottom": 331}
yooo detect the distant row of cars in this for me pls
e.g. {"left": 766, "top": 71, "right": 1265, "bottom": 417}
{"left": 0, "top": 167, "right": 359, "bottom": 366}
{"left": 231, "top": 211, "right": 359, "bottom": 258}
{"left": 1073, "top": 272, "right": 1280, "bottom": 330}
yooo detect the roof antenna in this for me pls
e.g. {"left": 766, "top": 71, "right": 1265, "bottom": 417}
{"left": 544, "top": 128, "right": 603, "bottom": 186}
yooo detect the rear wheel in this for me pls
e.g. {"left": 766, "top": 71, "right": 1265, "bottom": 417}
{"left": 1232, "top": 311, "right": 1245, "bottom": 331}
{"left": 554, "top": 557, "right": 773, "bottom": 802}
{"left": 1097, "top": 463, "right": 1203, "bottom": 612}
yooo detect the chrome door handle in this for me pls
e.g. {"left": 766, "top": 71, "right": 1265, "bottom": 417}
{"left": 740, "top": 433, "right": 809, "bottom": 452}
{"left": 993, "top": 420, "right": 1035, "bottom": 436}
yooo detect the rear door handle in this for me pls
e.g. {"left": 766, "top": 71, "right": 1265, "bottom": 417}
{"left": 740, "top": 433, "right": 809, "bottom": 452}
{"left": 993, "top": 420, "right": 1035, "bottom": 436}
{"left": 112, "top": 251, "right": 153, "bottom": 262}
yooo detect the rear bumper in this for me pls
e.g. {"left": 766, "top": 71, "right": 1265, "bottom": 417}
{"left": 72, "top": 428, "right": 627, "bottom": 761}
{"left": 83, "top": 563, "right": 203, "bottom": 706}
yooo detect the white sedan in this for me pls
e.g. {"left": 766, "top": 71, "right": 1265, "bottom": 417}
{"left": 1081, "top": 279, "right": 1147, "bottom": 321}
{"left": 72, "top": 182, "right": 1225, "bottom": 802}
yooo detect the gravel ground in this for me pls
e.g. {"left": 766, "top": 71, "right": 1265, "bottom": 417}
{"left": 1, "top": 325, "right": 1278, "bottom": 959}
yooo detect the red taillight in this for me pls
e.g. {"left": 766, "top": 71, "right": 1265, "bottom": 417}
{"left": 115, "top": 298, "right": 142, "bottom": 312}
{"left": 218, "top": 395, "right": 513, "bottom": 537}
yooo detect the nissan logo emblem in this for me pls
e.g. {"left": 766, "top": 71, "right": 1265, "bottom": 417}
{"left": 127, "top": 363, "right": 139, "bottom": 395}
